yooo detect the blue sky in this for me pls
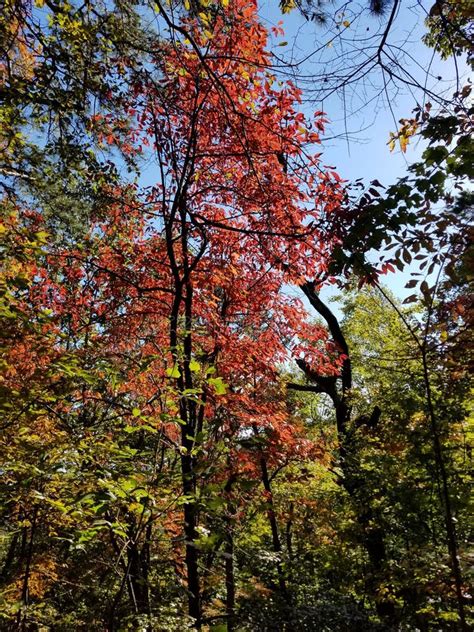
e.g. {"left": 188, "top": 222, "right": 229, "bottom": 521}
{"left": 256, "top": 0, "right": 468, "bottom": 309}
{"left": 136, "top": 1, "right": 466, "bottom": 316}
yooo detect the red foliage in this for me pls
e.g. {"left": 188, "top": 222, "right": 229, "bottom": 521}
{"left": 17, "top": 0, "right": 347, "bottom": 476}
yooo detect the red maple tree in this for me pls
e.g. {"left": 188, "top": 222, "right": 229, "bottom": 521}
{"left": 6, "top": 1, "right": 345, "bottom": 626}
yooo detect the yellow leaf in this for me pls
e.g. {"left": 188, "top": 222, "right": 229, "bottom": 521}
{"left": 189, "top": 359, "right": 200, "bottom": 372}
{"left": 281, "top": 0, "right": 296, "bottom": 13}
{"left": 166, "top": 365, "right": 181, "bottom": 379}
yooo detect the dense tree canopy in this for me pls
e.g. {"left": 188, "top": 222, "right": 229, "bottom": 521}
{"left": 1, "top": 0, "right": 472, "bottom": 630}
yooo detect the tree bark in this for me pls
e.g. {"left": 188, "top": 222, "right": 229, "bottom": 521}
{"left": 295, "top": 283, "right": 395, "bottom": 620}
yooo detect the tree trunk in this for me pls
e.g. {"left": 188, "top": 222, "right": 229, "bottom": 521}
{"left": 258, "top": 453, "right": 289, "bottom": 601}
{"left": 225, "top": 528, "right": 235, "bottom": 632}
{"left": 181, "top": 446, "right": 201, "bottom": 628}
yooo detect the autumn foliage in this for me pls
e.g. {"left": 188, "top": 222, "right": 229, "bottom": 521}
{"left": 1, "top": 0, "right": 472, "bottom": 630}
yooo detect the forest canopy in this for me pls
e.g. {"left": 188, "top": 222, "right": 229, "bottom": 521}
{"left": 0, "top": 0, "right": 472, "bottom": 630}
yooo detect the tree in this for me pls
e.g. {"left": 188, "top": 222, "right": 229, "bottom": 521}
{"left": 1, "top": 0, "right": 345, "bottom": 628}
{"left": 1, "top": 0, "right": 472, "bottom": 630}
{"left": 288, "top": 281, "right": 472, "bottom": 629}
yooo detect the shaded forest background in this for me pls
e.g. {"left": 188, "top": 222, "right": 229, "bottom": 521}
{"left": 0, "top": 0, "right": 472, "bottom": 630}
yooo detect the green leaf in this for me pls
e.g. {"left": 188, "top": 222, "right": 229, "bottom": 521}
{"left": 166, "top": 365, "right": 181, "bottom": 378}
{"left": 208, "top": 376, "right": 227, "bottom": 395}
{"left": 189, "top": 359, "right": 200, "bottom": 372}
